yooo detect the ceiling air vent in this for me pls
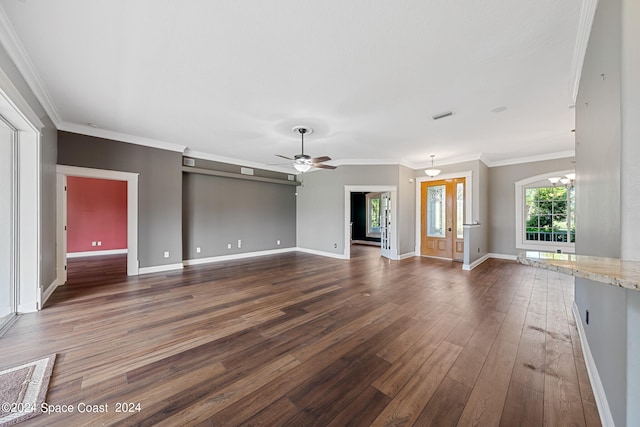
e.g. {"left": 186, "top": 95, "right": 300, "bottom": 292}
{"left": 432, "top": 111, "right": 454, "bottom": 120}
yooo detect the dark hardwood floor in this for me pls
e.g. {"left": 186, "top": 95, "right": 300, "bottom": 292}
{"left": 0, "top": 246, "right": 601, "bottom": 426}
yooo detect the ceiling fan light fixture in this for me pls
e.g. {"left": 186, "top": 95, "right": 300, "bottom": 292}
{"left": 424, "top": 154, "right": 441, "bottom": 177}
{"left": 293, "top": 162, "right": 312, "bottom": 173}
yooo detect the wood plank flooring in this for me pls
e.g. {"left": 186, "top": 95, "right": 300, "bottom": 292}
{"left": 0, "top": 247, "right": 601, "bottom": 426}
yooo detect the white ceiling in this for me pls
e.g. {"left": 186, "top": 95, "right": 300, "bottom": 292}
{"left": 0, "top": 0, "right": 584, "bottom": 171}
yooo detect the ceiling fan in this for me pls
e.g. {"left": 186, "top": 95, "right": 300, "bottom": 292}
{"left": 276, "top": 126, "right": 336, "bottom": 172}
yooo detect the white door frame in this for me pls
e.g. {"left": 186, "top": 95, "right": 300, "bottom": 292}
{"left": 344, "top": 185, "right": 397, "bottom": 260}
{"left": 56, "top": 165, "right": 140, "bottom": 277}
{"left": 415, "top": 171, "right": 473, "bottom": 256}
{"left": 0, "top": 69, "right": 43, "bottom": 313}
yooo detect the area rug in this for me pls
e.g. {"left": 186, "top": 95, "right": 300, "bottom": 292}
{"left": 0, "top": 354, "right": 56, "bottom": 426}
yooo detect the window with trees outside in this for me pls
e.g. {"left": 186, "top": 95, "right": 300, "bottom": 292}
{"left": 525, "top": 186, "right": 575, "bottom": 243}
{"left": 366, "top": 192, "right": 381, "bottom": 237}
{"left": 515, "top": 171, "right": 575, "bottom": 252}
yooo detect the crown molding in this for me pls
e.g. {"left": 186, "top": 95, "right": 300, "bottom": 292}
{"left": 330, "top": 158, "right": 415, "bottom": 168}
{"left": 568, "top": 0, "right": 599, "bottom": 105}
{"left": 412, "top": 153, "right": 485, "bottom": 170}
{"left": 58, "top": 121, "right": 187, "bottom": 153}
{"left": 0, "top": 4, "right": 61, "bottom": 125}
{"left": 485, "top": 150, "right": 575, "bottom": 168}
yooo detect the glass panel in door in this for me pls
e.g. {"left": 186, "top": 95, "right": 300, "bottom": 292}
{"left": 427, "top": 185, "right": 446, "bottom": 238}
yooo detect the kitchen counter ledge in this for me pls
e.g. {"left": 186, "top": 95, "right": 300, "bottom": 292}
{"left": 517, "top": 251, "right": 640, "bottom": 291}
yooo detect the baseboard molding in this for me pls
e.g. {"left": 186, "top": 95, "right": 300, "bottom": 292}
{"left": 138, "top": 263, "right": 184, "bottom": 275}
{"left": 296, "top": 247, "right": 348, "bottom": 260}
{"left": 67, "top": 249, "right": 128, "bottom": 258}
{"left": 572, "top": 302, "right": 614, "bottom": 427}
{"left": 40, "top": 278, "right": 60, "bottom": 309}
{"left": 463, "top": 253, "right": 491, "bottom": 271}
{"left": 488, "top": 253, "right": 518, "bottom": 261}
{"left": 183, "top": 248, "right": 296, "bottom": 266}
{"left": 399, "top": 252, "right": 416, "bottom": 260}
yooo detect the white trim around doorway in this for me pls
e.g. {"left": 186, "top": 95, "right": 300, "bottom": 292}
{"left": 56, "top": 165, "right": 140, "bottom": 283}
{"left": 344, "top": 185, "right": 398, "bottom": 260}
{"left": 0, "top": 68, "right": 42, "bottom": 314}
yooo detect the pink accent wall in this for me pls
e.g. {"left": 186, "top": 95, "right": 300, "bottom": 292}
{"left": 67, "top": 177, "right": 127, "bottom": 253}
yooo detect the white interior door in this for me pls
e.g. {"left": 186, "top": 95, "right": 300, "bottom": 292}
{"left": 380, "top": 192, "right": 392, "bottom": 259}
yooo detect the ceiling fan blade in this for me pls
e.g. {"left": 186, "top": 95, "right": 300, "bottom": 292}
{"left": 310, "top": 156, "right": 331, "bottom": 163}
{"left": 312, "top": 163, "right": 337, "bottom": 170}
{"left": 275, "top": 154, "right": 294, "bottom": 160}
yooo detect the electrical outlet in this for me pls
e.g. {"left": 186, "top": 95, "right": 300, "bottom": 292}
{"left": 97, "top": 241, "right": 102, "bottom": 246}
{"left": 163, "top": 251, "right": 169, "bottom": 258}
{"left": 196, "top": 247, "right": 201, "bottom": 253}
{"left": 238, "top": 240, "right": 242, "bottom": 248}
{"left": 277, "top": 240, "right": 280, "bottom": 245}
{"left": 91, "top": 241, "right": 96, "bottom": 247}
{"left": 333, "top": 243, "right": 337, "bottom": 248}
{"left": 227, "top": 243, "right": 232, "bottom": 249}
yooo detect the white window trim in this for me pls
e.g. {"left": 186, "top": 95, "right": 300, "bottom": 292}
{"left": 515, "top": 170, "right": 575, "bottom": 253}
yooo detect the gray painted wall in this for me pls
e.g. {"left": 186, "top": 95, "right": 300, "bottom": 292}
{"left": 0, "top": 43, "right": 57, "bottom": 292}
{"left": 398, "top": 165, "right": 416, "bottom": 255}
{"left": 487, "top": 157, "right": 575, "bottom": 256}
{"left": 182, "top": 172, "right": 296, "bottom": 259}
{"left": 297, "top": 165, "right": 401, "bottom": 256}
{"left": 58, "top": 131, "right": 183, "bottom": 268}
{"left": 477, "top": 160, "right": 490, "bottom": 261}
{"left": 574, "top": 0, "right": 640, "bottom": 424}
{"left": 40, "top": 117, "right": 58, "bottom": 289}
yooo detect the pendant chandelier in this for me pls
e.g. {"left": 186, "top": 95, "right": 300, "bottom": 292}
{"left": 424, "top": 154, "right": 441, "bottom": 177}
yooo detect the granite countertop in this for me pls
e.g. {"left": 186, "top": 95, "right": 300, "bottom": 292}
{"left": 517, "top": 251, "right": 640, "bottom": 291}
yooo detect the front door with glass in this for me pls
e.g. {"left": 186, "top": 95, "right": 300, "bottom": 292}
{"left": 421, "top": 178, "right": 465, "bottom": 260}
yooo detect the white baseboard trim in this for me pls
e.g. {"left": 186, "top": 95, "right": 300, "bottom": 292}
{"left": 183, "top": 248, "right": 296, "bottom": 266}
{"left": 488, "top": 253, "right": 518, "bottom": 261}
{"left": 67, "top": 248, "right": 128, "bottom": 258}
{"left": 399, "top": 252, "right": 416, "bottom": 260}
{"left": 296, "top": 247, "right": 348, "bottom": 260}
{"left": 40, "top": 279, "right": 60, "bottom": 309}
{"left": 572, "top": 302, "right": 614, "bottom": 427}
{"left": 463, "top": 253, "right": 491, "bottom": 271}
{"left": 138, "top": 263, "right": 184, "bottom": 275}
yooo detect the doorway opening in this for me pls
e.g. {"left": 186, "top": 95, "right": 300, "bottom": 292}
{"left": 65, "top": 176, "right": 128, "bottom": 278}
{"left": 56, "top": 165, "right": 139, "bottom": 293}
{"left": 344, "top": 185, "right": 397, "bottom": 260}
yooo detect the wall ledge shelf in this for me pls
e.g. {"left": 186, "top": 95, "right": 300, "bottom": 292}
{"left": 517, "top": 251, "right": 640, "bottom": 291}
